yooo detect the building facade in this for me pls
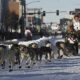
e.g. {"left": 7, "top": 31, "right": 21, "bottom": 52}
{"left": 0, "top": 0, "right": 23, "bottom": 23}
{"left": 27, "top": 8, "right": 43, "bottom": 26}
{"left": 8, "top": 0, "right": 19, "bottom": 15}
{"left": 0, "top": 0, "right": 24, "bottom": 30}
{"left": 0, "top": 0, "right": 27, "bottom": 34}
{"left": 8, "top": 0, "right": 21, "bottom": 16}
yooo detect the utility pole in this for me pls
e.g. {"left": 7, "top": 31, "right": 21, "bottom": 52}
{"left": 19, "top": 0, "right": 26, "bottom": 37}
{"left": 24, "top": 0, "right": 26, "bottom": 28}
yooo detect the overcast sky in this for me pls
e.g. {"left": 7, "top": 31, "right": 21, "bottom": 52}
{"left": 26, "top": 0, "right": 80, "bottom": 23}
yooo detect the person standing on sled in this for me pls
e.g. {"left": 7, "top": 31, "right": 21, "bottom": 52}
{"left": 67, "top": 34, "right": 78, "bottom": 55}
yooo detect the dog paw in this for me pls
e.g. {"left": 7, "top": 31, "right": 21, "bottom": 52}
{"left": 9, "top": 69, "right": 13, "bottom": 72}
{"left": 58, "top": 55, "right": 63, "bottom": 59}
{"left": 27, "top": 66, "right": 30, "bottom": 68}
{"left": 19, "top": 66, "right": 22, "bottom": 69}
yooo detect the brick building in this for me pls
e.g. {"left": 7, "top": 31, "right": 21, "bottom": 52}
{"left": 0, "top": 0, "right": 23, "bottom": 24}
{"left": 8, "top": 0, "right": 20, "bottom": 16}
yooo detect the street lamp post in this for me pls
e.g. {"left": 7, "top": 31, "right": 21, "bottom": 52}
{"left": 26, "top": 1, "right": 40, "bottom": 5}
{"left": 19, "top": 0, "right": 26, "bottom": 37}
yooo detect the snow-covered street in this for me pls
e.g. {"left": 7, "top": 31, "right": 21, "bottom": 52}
{"left": 0, "top": 56, "right": 80, "bottom": 80}
{"left": 0, "top": 35, "right": 80, "bottom": 80}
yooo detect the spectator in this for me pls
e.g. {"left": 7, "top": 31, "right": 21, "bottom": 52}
{"left": 67, "top": 34, "right": 78, "bottom": 55}
{"left": 24, "top": 28, "right": 32, "bottom": 41}
{"left": 66, "top": 21, "right": 74, "bottom": 34}
{"left": 72, "top": 14, "right": 80, "bottom": 40}
{"left": 73, "top": 14, "right": 80, "bottom": 31}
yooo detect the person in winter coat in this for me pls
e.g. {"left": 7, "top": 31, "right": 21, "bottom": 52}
{"left": 24, "top": 28, "right": 32, "bottom": 41}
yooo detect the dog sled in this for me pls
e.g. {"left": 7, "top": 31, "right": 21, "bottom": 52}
{"left": 56, "top": 32, "right": 79, "bottom": 59}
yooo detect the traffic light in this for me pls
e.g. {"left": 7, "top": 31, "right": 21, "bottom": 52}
{"left": 56, "top": 10, "right": 59, "bottom": 16}
{"left": 38, "top": 11, "right": 41, "bottom": 15}
{"left": 42, "top": 11, "right": 46, "bottom": 16}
